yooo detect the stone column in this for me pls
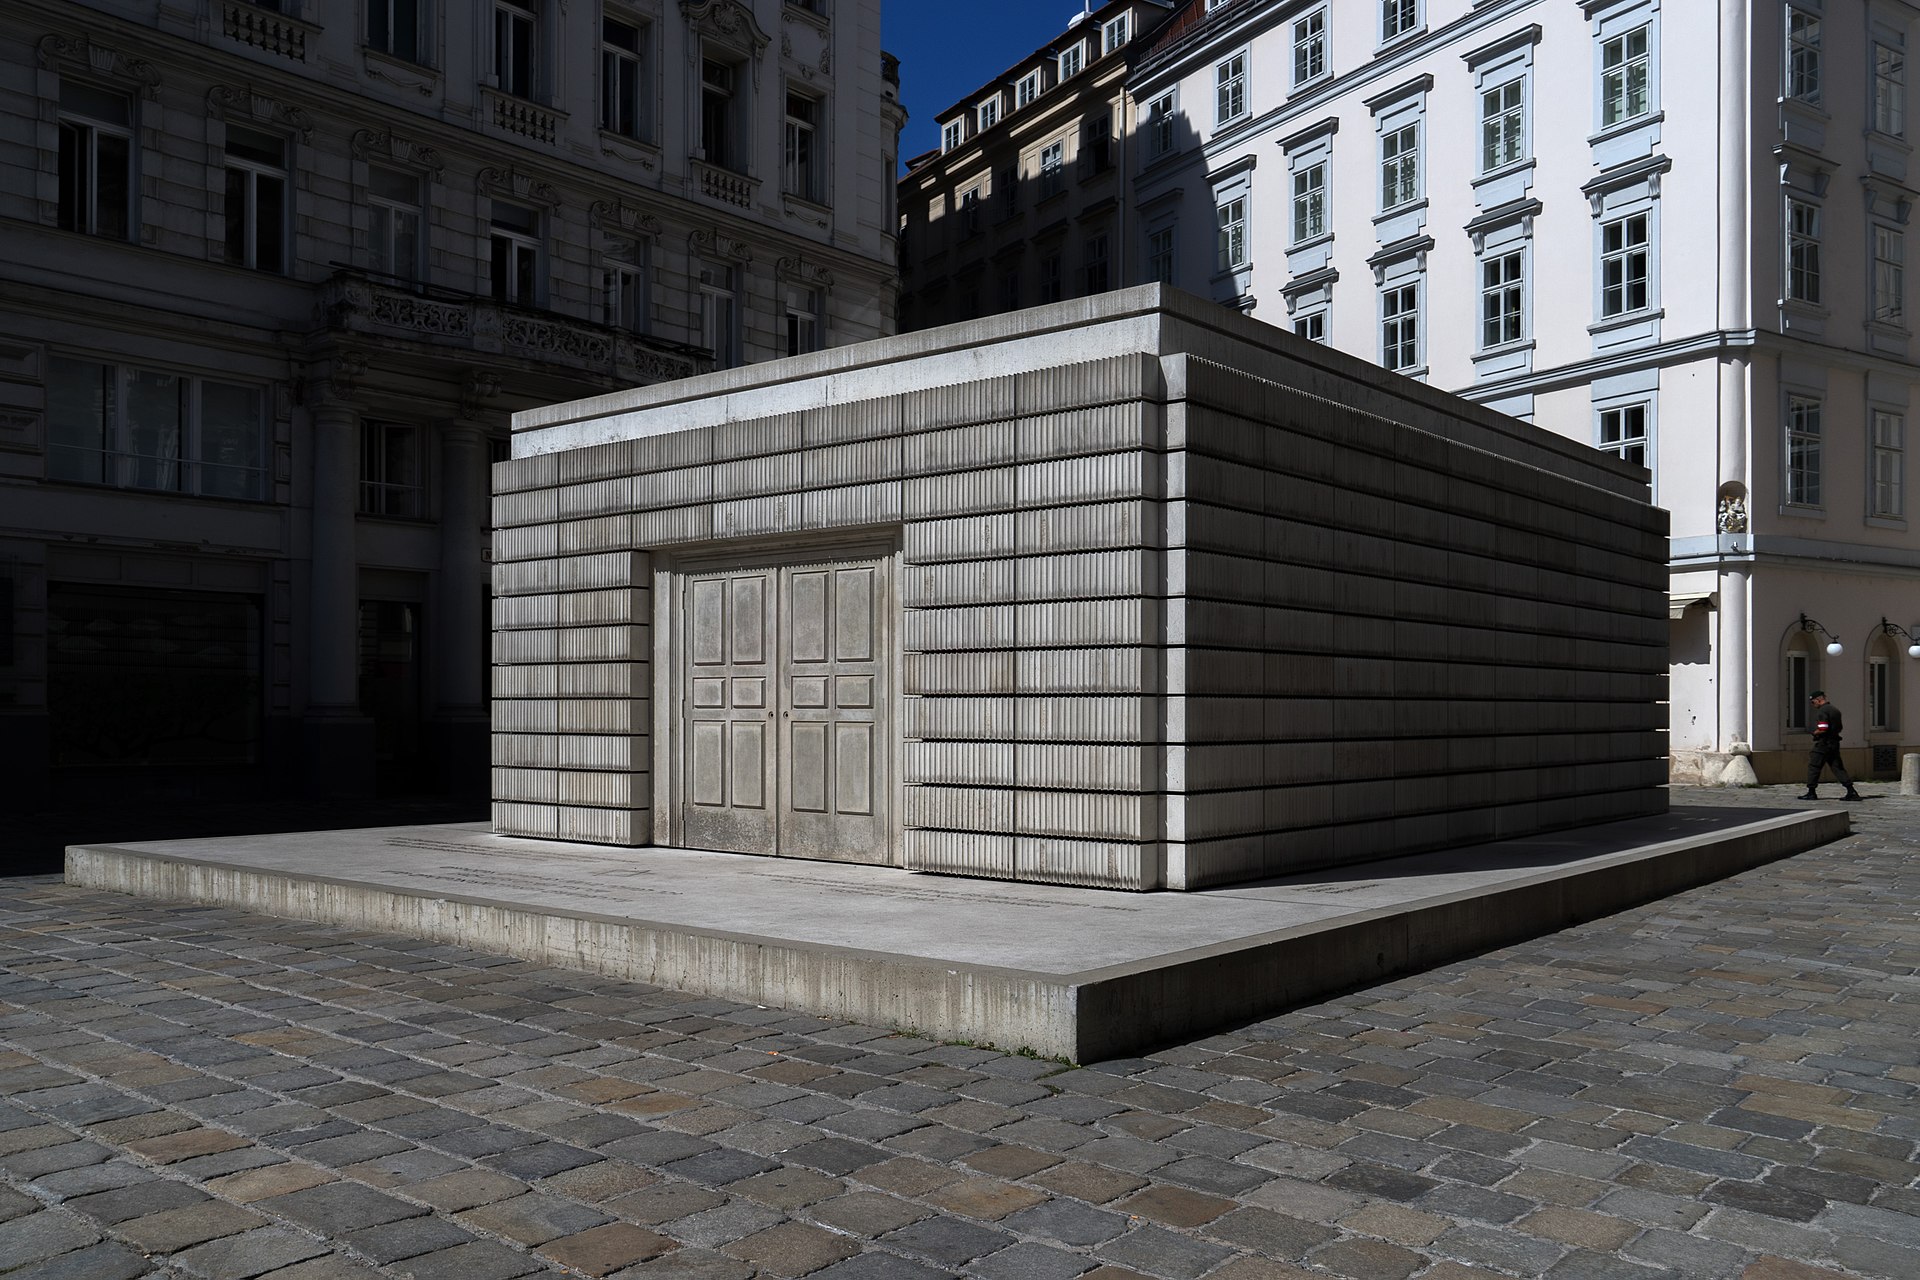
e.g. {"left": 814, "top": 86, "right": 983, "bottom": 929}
{"left": 301, "top": 380, "right": 377, "bottom": 797}
{"left": 432, "top": 420, "right": 491, "bottom": 795}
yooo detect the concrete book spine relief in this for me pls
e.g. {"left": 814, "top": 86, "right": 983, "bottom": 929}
{"left": 489, "top": 288, "right": 1671, "bottom": 890}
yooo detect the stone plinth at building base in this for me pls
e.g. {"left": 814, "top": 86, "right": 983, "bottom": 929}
{"left": 67, "top": 806, "right": 1841, "bottom": 1062}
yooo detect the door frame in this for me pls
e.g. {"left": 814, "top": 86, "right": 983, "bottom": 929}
{"left": 651, "top": 531, "right": 902, "bottom": 865}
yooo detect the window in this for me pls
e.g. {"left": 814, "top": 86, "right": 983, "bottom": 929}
{"left": 1482, "top": 80, "right": 1524, "bottom": 171}
{"left": 1380, "top": 123, "right": 1418, "bottom": 210}
{"left": 1216, "top": 194, "right": 1247, "bottom": 271}
{"left": 1059, "top": 42, "right": 1084, "bottom": 81}
{"left": 494, "top": 0, "right": 537, "bottom": 98}
{"left": 784, "top": 285, "right": 821, "bottom": 356}
{"left": 960, "top": 187, "right": 981, "bottom": 236}
{"left": 1016, "top": 70, "right": 1042, "bottom": 108}
{"left": 785, "top": 91, "right": 822, "bottom": 201}
{"left": 1001, "top": 270, "right": 1020, "bottom": 311}
{"left": 1875, "top": 226, "right": 1905, "bottom": 325}
{"left": 360, "top": 420, "right": 424, "bottom": 517}
{"left": 702, "top": 57, "right": 742, "bottom": 169}
{"left": 1481, "top": 251, "right": 1524, "bottom": 348}
{"left": 941, "top": 118, "right": 965, "bottom": 152}
{"left": 223, "top": 126, "right": 287, "bottom": 273}
{"left": 1084, "top": 115, "right": 1112, "bottom": 174}
{"left": 1786, "top": 199, "right": 1819, "bottom": 304}
{"left": 1295, "top": 311, "right": 1326, "bottom": 342}
{"left": 1785, "top": 649, "right": 1812, "bottom": 729}
{"left": 601, "top": 18, "right": 646, "bottom": 139}
{"left": 489, "top": 202, "right": 540, "bottom": 305}
{"left": 1148, "top": 226, "right": 1175, "bottom": 284}
{"left": 47, "top": 357, "right": 267, "bottom": 499}
{"left": 1039, "top": 140, "right": 1065, "bottom": 199}
{"left": 977, "top": 96, "right": 999, "bottom": 132}
{"left": 1869, "top": 654, "right": 1895, "bottom": 730}
{"left": 1601, "top": 26, "right": 1650, "bottom": 127}
{"left": 1873, "top": 410, "right": 1905, "bottom": 518}
{"left": 1381, "top": 282, "right": 1420, "bottom": 371}
{"left": 58, "top": 83, "right": 133, "bottom": 240}
{"left": 1598, "top": 402, "right": 1649, "bottom": 468}
{"left": 367, "top": 167, "right": 424, "bottom": 283}
{"left": 1601, "top": 212, "right": 1650, "bottom": 316}
{"left": 1040, "top": 250, "right": 1062, "bottom": 303}
{"left": 1293, "top": 10, "right": 1327, "bottom": 87}
{"left": 996, "top": 163, "right": 1019, "bottom": 219}
{"left": 1786, "top": 7, "right": 1820, "bottom": 102}
{"left": 698, "top": 260, "right": 738, "bottom": 368}
{"left": 601, "top": 236, "right": 648, "bottom": 333}
{"left": 1102, "top": 13, "right": 1129, "bottom": 54}
{"left": 1292, "top": 162, "right": 1326, "bottom": 243}
{"left": 1786, "top": 394, "right": 1822, "bottom": 507}
{"left": 1216, "top": 53, "right": 1246, "bottom": 125}
{"left": 367, "top": 0, "right": 424, "bottom": 63}
{"left": 1146, "top": 93, "right": 1175, "bottom": 158}
{"left": 1084, "top": 233, "right": 1110, "bottom": 294}
{"left": 1382, "top": 0, "right": 1419, "bottom": 42}
{"left": 1877, "top": 44, "right": 1906, "bottom": 136}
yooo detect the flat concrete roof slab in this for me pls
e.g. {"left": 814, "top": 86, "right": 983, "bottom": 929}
{"left": 68, "top": 806, "right": 1843, "bottom": 1063}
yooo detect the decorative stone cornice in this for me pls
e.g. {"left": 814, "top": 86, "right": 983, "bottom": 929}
{"left": 350, "top": 128, "right": 445, "bottom": 179}
{"left": 589, "top": 198, "right": 663, "bottom": 236}
{"left": 689, "top": 227, "right": 752, "bottom": 263}
{"left": 776, "top": 255, "right": 834, "bottom": 288}
{"left": 477, "top": 167, "right": 563, "bottom": 208}
{"left": 206, "top": 85, "right": 314, "bottom": 140}
{"left": 460, "top": 371, "right": 503, "bottom": 417}
{"left": 36, "top": 33, "right": 161, "bottom": 98}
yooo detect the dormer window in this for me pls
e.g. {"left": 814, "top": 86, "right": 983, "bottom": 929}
{"left": 1102, "top": 14, "right": 1130, "bottom": 53}
{"left": 941, "top": 117, "right": 965, "bottom": 152}
{"left": 1059, "top": 41, "right": 1084, "bottom": 80}
{"left": 1016, "top": 69, "right": 1043, "bottom": 107}
{"left": 978, "top": 96, "right": 1000, "bottom": 132}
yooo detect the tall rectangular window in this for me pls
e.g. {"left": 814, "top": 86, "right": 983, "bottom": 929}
{"left": 47, "top": 357, "right": 266, "bottom": 499}
{"left": 699, "top": 261, "right": 738, "bottom": 369}
{"left": 223, "top": 126, "right": 287, "bottom": 273}
{"left": 1084, "top": 233, "right": 1110, "bottom": 293}
{"left": 601, "top": 237, "right": 648, "bottom": 333}
{"left": 360, "top": 420, "right": 424, "bottom": 517}
{"left": 1601, "top": 212, "right": 1649, "bottom": 316}
{"left": 1059, "top": 42, "right": 1084, "bottom": 80}
{"left": 1870, "top": 656, "right": 1893, "bottom": 730}
{"left": 1786, "top": 652, "right": 1810, "bottom": 728}
{"left": 1102, "top": 13, "right": 1130, "bottom": 53}
{"left": 489, "top": 202, "right": 540, "bottom": 305}
{"left": 1598, "top": 402, "right": 1649, "bottom": 468}
{"left": 1786, "top": 7, "right": 1820, "bottom": 101}
{"left": 784, "top": 285, "right": 821, "bottom": 357}
{"left": 1380, "top": 123, "right": 1418, "bottom": 210}
{"left": 1877, "top": 44, "right": 1906, "bottom": 136}
{"left": 1147, "top": 93, "right": 1175, "bottom": 158}
{"left": 1040, "top": 250, "right": 1062, "bottom": 303}
{"left": 1481, "top": 80, "right": 1524, "bottom": 171}
{"left": 1216, "top": 53, "right": 1246, "bottom": 125}
{"left": 1216, "top": 194, "right": 1247, "bottom": 271}
{"left": 1295, "top": 311, "right": 1326, "bottom": 343}
{"left": 1875, "top": 226, "right": 1905, "bottom": 324}
{"left": 367, "top": 0, "right": 423, "bottom": 63}
{"left": 601, "top": 18, "right": 645, "bottom": 138}
{"left": 1016, "top": 70, "right": 1041, "bottom": 108}
{"left": 1084, "top": 115, "right": 1112, "bottom": 173}
{"left": 495, "top": 0, "right": 537, "bottom": 98}
{"left": 1292, "top": 162, "right": 1326, "bottom": 243}
{"left": 367, "top": 167, "right": 423, "bottom": 283}
{"left": 58, "top": 83, "right": 133, "bottom": 240}
{"left": 1381, "top": 282, "right": 1420, "bottom": 371}
{"left": 941, "top": 118, "right": 964, "bottom": 152}
{"left": 1293, "top": 10, "right": 1327, "bottom": 86}
{"left": 1786, "top": 394, "right": 1822, "bottom": 507}
{"left": 1148, "top": 226, "right": 1175, "bottom": 284}
{"left": 702, "top": 57, "right": 741, "bottom": 169}
{"left": 785, "top": 91, "right": 822, "bottom": 202}
{"left": 1786, "top": 199, "right": 1820, "bottom": 303}
{"left": 1382, "top": 0, "right": 1419, "bottom": 42}
{"left": 1601, "top": 26, "right": 1650, "bottom": 126}
{"left": 1873, "top": 410, "right": 1905, "bottom": 518}
{"left": 1481, "top": 251, "right": 1524, "bottom": 347}
{"left": 977, "top": 96, "right": 999, "bottom": 132}
{"left": 1039, "top": 140, "right": 1065, "bottom": 199}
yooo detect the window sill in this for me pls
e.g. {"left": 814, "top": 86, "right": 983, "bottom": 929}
{"left": 1373, "top": 198, "right": 1428, "bottom": 225}
{"left": 1383, "top": 363, "right": 1429, "bottom": 381}
{"left": 1866, "top": 514, "right": 1909, "bottom": 531}
{"left": 1374, "top": 29, "right": 1426, "bottom": 57}
{"left": 1588, "top": 307, "right": 1664, "bottom": 336}
{"left": 1777, "top": 503, "right": 1826, "bottom": 520}
{"left": 1289, "top": 231, "right": 1333, "bottom": 253}
{"left": 1290, "top": 72, "right": 1331, "bottom": 97}
{"left": 783, "top": 2, "right": 830, "bottom": 32}
{"left": 1867, "top": 127, "right": 1914, "bottom": 153}
{"left": 1212, "top": 112, "right": 1252, "bottom": 136}
{"left": 1587, "top": 109, "right": 1663, "bottom": 149}
{"left": 1777, "top": 94, "right": 1829, "bottom": 120}
{"left": 1475, "top": 157, "right": 1534, "bottom": 185}
{"left": 1475, "top": 337, "right": 1535, "bottom": 358}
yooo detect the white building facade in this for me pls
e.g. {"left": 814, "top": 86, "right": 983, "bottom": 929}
{"left": 0, "top": 0, "right": 902, "bottom": 806}
{"left": 1131, "top": 0, "right": 1920, "bottom": 784}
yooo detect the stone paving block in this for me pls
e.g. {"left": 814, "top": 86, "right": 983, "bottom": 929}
{"left": 1429, "top": 1223, "right": 1569, "bottom": 1274}
{"left": 117, "top": 1199, "right": 268, "bottom": 1253}
{"left": 458, "top": 1192, "right": 612, "bottom": 1246}
{"left": 881, "top": 1213, "right": 1017, "bottom": 1266}
{"left": 377, "top": 1238, "right": 546, "bottom": 1280}
{"left": 2, "top": 1237, "right": 151, "bottom": 1280}
{"left": 405, "top": 1168, "right": 531, "bottom": 1212}
{"left": 719, "top": 1220, "right": 860, "bottom": 1277}
{"left": 0, "top": 1140, "right": 111, "bottom": 1178}
{"left": 169, "top": 1226, "right": 330, "bottom": 1279}
{"left": 606, "top": 1181, "right": 728, "bottom": 1225}
{"left": 0, "top": 1209, "right": 101, "bottom": 1270}
{"left": 540, "top": 1220, "right": 675, "bottom": 1274}
{"left": 724, "top": 1166, "right": 842, "bottom": 1209}
{"left": 339, "top": 1215, "right": 474, "bottom": 1264}
{"left": 258, "top": 1181, "right": 426, "bottom": 1233}
{"left": 998, "top": 1197, "right": 1130, "bottom": 1247}
{"left": 805, "top": 1191, "right": 930, "bottom": 1238}
{"left": 484, "top": 1140, "right": 603, "bottom": 1180}
{"left": 126, "top": 1127, "right": 253, "bottom": 1165}
{"left": 66, "top": 1178, "right": 210, "bottom": 1224}
{"left": 251, "top": 1255, "right": 385, "bottom": 1279}
{"left": 1201, "top": 1205, "right": 1340, "bottom": 1257}
{"left": 1095, "top": 1222, "right": 1236, "bottom": 1279}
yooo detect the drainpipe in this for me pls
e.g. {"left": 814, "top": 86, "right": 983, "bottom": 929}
{"left": 1716, "top": 0, "right": 1753, "bottom": 762}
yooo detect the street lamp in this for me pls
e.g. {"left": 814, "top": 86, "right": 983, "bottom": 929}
{"left": 1879, "top": 617, "right": 1920, "bottom": 659}
{"left": 1799, "top": 613, "right": 1844, "bottom": 657}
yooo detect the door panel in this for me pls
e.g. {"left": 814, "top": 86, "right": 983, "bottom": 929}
{"left": 680, "top": 567, "right": 777, "bottom": 853}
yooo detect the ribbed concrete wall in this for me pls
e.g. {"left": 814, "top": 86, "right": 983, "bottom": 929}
{"left": 491, "top": 291, "right": 1668, "bottom": 890}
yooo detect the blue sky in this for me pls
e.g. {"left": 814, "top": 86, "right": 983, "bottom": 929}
{"left": 882, "top": 3, "right": 1090, "bottom": 161}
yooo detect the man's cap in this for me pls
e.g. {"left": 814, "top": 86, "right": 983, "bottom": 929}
{"left": 1810, "top": 690, "right": 1825, "bottom": 699}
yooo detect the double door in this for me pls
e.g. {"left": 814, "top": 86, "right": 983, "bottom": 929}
{"left": 679, "top": 553, "right": 891, "bottom": 864}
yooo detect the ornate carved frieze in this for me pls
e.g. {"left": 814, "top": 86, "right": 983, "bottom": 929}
{"left": 36, "top": 33, "right": 161, "bottom": 98}
{"left": 207, "top": 85, "right": 314, "bottom": 140}
{"left": 777, "top": 255, "right": 834, "bottom": 288}
{"left": 350, "top": 128, "right": 445, "bottom": 179}
{"left": 689, "top": 227, "right": 752, "bottom": 263}
{"left": 682, "top": 1, "right": 771, "bottom": 54}
{"left": 478, "top": 167, "right": 563, "bottom": 209}
{"left": 589, "top": 199, "right": 663, "bottom": 236}
{"left": 505, "top": 314, "right": 614, "bottom": 366}
{"left": 371, "top": 291, "right": 471, "bottom": 337}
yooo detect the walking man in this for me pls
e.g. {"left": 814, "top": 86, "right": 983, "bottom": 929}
{"left": 1802, "top": 691, "right": 1864, "bottom": 801}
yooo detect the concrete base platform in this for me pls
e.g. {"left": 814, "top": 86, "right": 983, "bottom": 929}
{"left": 67, "top": 806, "right": 1845, "bottom": 1062}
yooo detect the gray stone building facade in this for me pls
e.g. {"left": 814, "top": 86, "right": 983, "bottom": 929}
{"left": 492, "top": 287, "right": 1668, "bottom": 889}
{"left": 0, "top": 0, "right": 903, "bottom": 806}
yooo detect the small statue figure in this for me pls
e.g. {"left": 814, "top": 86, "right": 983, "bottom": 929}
{"left": 1717, "top": 493, "right": 1748, "bottom": 533}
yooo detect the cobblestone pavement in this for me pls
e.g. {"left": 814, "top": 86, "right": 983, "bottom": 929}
{"left": 0, "top": 785, "right": 1915, "bottom": 1280}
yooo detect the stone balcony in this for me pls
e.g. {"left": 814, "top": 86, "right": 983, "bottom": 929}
{"left": 484, "top": 87, "right": 564, "bottom": 145}
{"left": 692, "top": 159, "right": 760, "bottom": 210}
{"left": 221, "top": 0, "right": 318, "bottom": 60}
{"left": 317, "top": 270, "right": 709, "bottom": 386}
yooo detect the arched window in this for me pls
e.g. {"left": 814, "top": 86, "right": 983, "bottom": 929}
{"left": 1784, "top": 630, "right": 1820, "bottom": 731}
{"left": 1868, "top": 632, "right": 1900, "bottom": 731}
